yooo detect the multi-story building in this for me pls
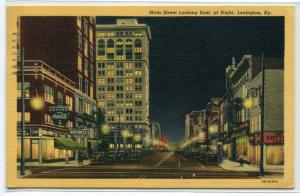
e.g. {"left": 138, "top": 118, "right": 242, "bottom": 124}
{"left": 185, "top": 110, "right": 207, "bottom": 142}
{"left": 225, "top": 55, "right": 284, "bottom": 166}
{"left": 96, "top": 19, "right": 151, "bottom": 149}
{"left": 18, "top": 17, "right": 97, "bottom": 162}
{"left": 206, "top": 98, "right": 221, "bottom": 153}
{"left": 149, "top": 122, "right": 162, "bottom": 146}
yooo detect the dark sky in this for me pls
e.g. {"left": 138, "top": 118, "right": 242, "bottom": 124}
{"left": 96, "top": 17, "right": 284, "bottom": 142}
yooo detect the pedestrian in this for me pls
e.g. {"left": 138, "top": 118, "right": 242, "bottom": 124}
{"left": 238, "top": 153, "right": 244, "bottom": 166}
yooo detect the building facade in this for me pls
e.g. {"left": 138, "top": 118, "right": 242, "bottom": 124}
{"left": 96, "top": 19, "right": 151, "bottom": 150}
{"left": 149, "top": 122, "right": 162, "bottom": 146}
{"left": 18, "top": 17, "right": 97, "bottom": 162}
{"left": 225, "top": 55, "right": 284, "bottom": 166}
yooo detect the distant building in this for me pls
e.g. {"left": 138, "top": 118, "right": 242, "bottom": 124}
{"left": 150, "top": 122, "right": 162, "bottom": 146}
{"left": 185, "top": 110, "right": 207, "bottom": 142}
{"left": 225, "top": 55, "right": 284, "bottom": 166}
{"left": 96, "top": 19, "right": 151, "bottom": 149}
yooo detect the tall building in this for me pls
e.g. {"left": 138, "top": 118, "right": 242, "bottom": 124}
{"left": 17, "top": 17, "right": 97, "bottom": 162}
{"left": 225, "top": 55, "right": 284, "bottom": 166}
{"left": 96, "top": 19, "right": 151, "bottom": 149}
{"left": 185, "top": 110, "right": 207, "bottom": 141}
{"left": 150, "top": 122, "right": 162, "bottom": 146}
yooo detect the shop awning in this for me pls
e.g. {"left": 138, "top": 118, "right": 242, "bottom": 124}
{"left": 54, "top": 137, "right": 85, "bottom": 150}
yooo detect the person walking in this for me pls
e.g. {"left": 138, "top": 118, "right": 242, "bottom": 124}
{"left": 238, "top": 153, "right": 244, "bottom": 166}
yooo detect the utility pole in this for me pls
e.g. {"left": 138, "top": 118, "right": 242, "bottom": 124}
{"left": 20, "top": 47, "right": 25, "bottom": 176}
{"left": 259, "top": 52, "right": 265, "bottom": 176}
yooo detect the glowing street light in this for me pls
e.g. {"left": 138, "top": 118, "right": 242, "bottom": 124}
{"left": 101, "top": 124, "right": 110, "bottom": 135}
{"left": 121, "top": 129, "right": 130, "bottom": 138}
{"left": 133, "top": 134, "right": 141, "bottom": 142}
{"left": 243, "top": 98, "right": 253, "bottom": 109}
{"left": 30, "top": 96, "right": 44, "bottom": 110}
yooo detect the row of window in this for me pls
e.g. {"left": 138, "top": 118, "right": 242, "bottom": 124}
{"left": 98, "top": 101, "right": 143, "bottom": 107}
{"left": 98, "top": 39, "right": 142, "bottom": 48}
{"left": 97, "top": 78, "right": 143, "bottom": 85}
{"left": 78, "top": 32, "right": 94, "bottom": 61}
{"left": 98, "top": 62, "right": 143, "bottom": 69}
{"left": 77, "top": 17, "right": 94, "bottom": 43}
{"left": 107, "top": 115, "right": 143, "bottom": 122}
{"left": 98, "top": 85, "right": 142, "bottom": 92}
{"left": 98, "top": 93, "right": 143, "bottom": 99}
{"left": 97, "top": 70, "right": 142, "bottom": 77}
{"left": 97, "top": 31, "right": 143, "bottom": 37}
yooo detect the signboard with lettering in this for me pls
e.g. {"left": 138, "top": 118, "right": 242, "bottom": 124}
{"left": 70, "top": 129, "right": 88, "bottom": 138}
{"left": 250, "top": 132, "right": 284, "bottom": 144}
{"left": 49, "top": 105, "right": 69, "bottom": 126}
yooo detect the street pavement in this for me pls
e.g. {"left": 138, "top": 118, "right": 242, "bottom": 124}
{"left": 22, "top": 151, "right": 277, "bottom": 179}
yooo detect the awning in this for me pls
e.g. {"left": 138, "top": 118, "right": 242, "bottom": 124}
{"left": 54, "top": 137, "right": 85, "bottom": 150}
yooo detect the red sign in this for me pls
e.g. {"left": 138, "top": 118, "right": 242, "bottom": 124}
{"left": 250, "top": 132, "right": 284, "bottom": 144}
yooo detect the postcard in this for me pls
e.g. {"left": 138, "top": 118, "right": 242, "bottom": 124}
{"left": 6, "top": 5, "right": 294, "bottom": 188}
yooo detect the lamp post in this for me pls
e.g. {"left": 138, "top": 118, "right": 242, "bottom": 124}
{"left": 20, "top": 48, "right": 45, "bottom": 175}
{"left": 243, "top": 54, "right": 265, "bottom": 176}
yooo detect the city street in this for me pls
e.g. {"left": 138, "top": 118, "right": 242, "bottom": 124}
{"left": 22, "top": 151, "right": 266, "bottom": 179}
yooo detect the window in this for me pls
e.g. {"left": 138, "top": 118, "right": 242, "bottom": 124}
{"left": 116, "top": 86, "right": 124, "bottom": 91}
{"left": 98, "top": 78, "right": 105, "bottom": 85}
{"left": 89, "top": 28, "right": 93, "bottom": 43}
{"left": 126, "top": 108, "right": 133, "bottom": 114}
{"left": 116, "top": 39, "right": 123, "bottom": 56}
{"left": 78, "top": 31, "right": 82, "bottom": 50}
{"left": 107, "top": 70, "right": 115, "bottom": 76}
{"left": 134, "top": 39, "right": 142, "bottom": 59}
{"left": 125, "top": 39, "right": 133, "bottom": 59}
{"left": 125, "top": 78, "right": 133, "bottom": 84}
{"left": 57, "top": 91, "right": 63, "bottom": 105}
{"left": 134, "top": 70, "right": 142, "bottom": 76}
{"left": 98, "top": 101, "right": 105, "bottom": 108}
{"left": 125, "top": 86, "right": 133, "bottom": 91}
{"left": 135, "top": 101, "right": 142, "bottom": 107}
{"left": 90, "top": 84, "right": 94, "bottom": 98}
{"left": 83, "top": 18, "right": 88, "bottom": 36}
{"left": 44, "top": 114, "right": 52, "bottom": 124}
{"left": 77, "top": 16, "right": 81, "bottom": 28}
{"left": 66, "top": 120, "right": 73, "bottom": 128}
{"left": 17, "top": 82, "right": 30, "bottom": 98}
{"left": 79, "top": 98, "right": 84, "bottom": 113}
{"left": 89, "top": 46, "right": 94, "bottom": 61}
{"left": 98, "top": 86, "right": 105, "bottom": 91}
{"left": 78, "top": 55, "right": 82, "bottom": 72}
{"left": 125, "top": 62, "right": 133, "bottom": 69}
{"left": 107, "top": 93, "right": 115, "bottom": 99}
{"left": 78, "top": 74, "right": 83, "bottom": 91}
{"left": 135, "top": 78, "right": 142, "bottom": 83}
{"left": 134, "top": 93, "right": 142, "bottom": 99}
{"left": 97, "top": 39, "right": 105, "bottom": 56}
{"left": 108, "top": 116, "right": 115, "bottom": 122}
{"left": 84, "top": 61, "right": 88, "bottom": 77}
{"left": 107, "top": 102, "right": 115, "bottom": 107}
{"left": 126, "top": 93, "right": 133, "bottom": 99}
{"left": 116, "top": 62, "right": 123, "bottom": 68}
{"left": 98, "top": 94, "right": 105, "bottom": 99}
{"left": 90, "top": 64, "right": 94, "bottom": 81}
{"left": 107, "top": 78, "right": 114, "bottom": 84}
{"left": 116, "top": 93, "right": 123, "bottom": 99}
{"left": 135, "top": 116, "right": 142, "bottom": 121}
{"left": 135, "top": 62, "right": 142, "bottom": 68}
{"left": 98, "top": 62, "right": 105, "bottom": 69}
{"left": 126, "top": 116, "right": 133, "bottom": 121}
{"left": 135, "top": 85, "right": 142, "bottom": 91}
{"left": 65, "top": 95, "right": 73, "bottom": 111}
{"left": 17, "top": 112, "right": 30, "bottom": 122}
{"left": 84, "top": 39, "right": 88, "bottom": 57}
{"left": 98, "top": 70, "right": 105, "bottom": 76}
{"left": 116, "top": 70, "right": 123, "bottom": 76}
{"left": 85, "top": 80, "right": 89, "bottom": 95}
{"left": 44, "top": 84, "right": 54, "bottom": 103}
{"left": 107, "top": 86, "right": 114, "bottom": 91}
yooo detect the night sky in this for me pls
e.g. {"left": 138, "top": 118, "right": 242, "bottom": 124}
{"left": 96, "top": 17, "right": 284, "bottom": 142}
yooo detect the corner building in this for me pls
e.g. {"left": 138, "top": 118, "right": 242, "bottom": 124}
{"left": 96, "top": 19, "right": 151, "bottom": 149}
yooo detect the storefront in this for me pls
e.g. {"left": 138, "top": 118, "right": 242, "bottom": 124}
{"left": 249, "top": 131, "right": 284, "bottom": 165}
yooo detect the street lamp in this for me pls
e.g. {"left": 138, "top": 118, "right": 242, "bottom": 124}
{"left": 20, "top": 87, "right": 44, "bottom": 176}
{"left": 19, "top": 47, "right": 45, "bottom": 176}
{"left": 244, "top": 85, "right": 264, "bottom": 176}
{"left": 101, "top": 124, "right": 110, "bottom": 135}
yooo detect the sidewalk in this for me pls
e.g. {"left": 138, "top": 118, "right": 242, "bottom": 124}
{"left": 17, "top": 160, "right": 91, "bottom": 167}
{"left": 219, "top": 159, "right": 284, "bottom": 173}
